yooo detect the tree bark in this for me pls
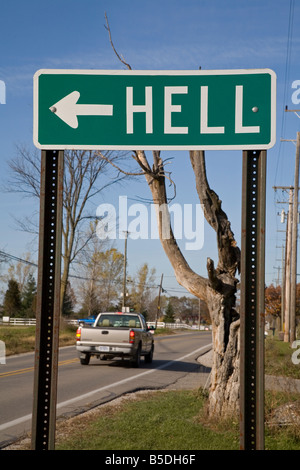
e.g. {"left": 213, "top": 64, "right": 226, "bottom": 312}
{"left": 138, "top": 149, "right": 241, "bottom": 417}
{"left": 190, "top": 151, "right": 240, "bottom": 416}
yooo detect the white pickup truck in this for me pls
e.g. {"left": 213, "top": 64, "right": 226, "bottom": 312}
{"left": 76, "top": 312, "right": 154, "bottom": 367}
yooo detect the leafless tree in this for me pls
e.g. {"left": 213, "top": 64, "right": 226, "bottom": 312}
{"left": 104, "top": 14, "right": 241, "bottom": 418}
{"left": 5, "top": 145, "right": 128, "bottom": 315}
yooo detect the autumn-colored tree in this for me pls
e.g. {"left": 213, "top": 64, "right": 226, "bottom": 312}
{"left": 265, "top": 284, "right": 281, "bottom": 318}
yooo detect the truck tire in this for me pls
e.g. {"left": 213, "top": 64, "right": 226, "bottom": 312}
{"left": 80, "top": 353, "right": 91, "bottom": 365}
{"left": 131, "top": 345, "right": 141, "bottom": 368}
{"left": 144, "top": 344, "right": 154, "bottom": 364}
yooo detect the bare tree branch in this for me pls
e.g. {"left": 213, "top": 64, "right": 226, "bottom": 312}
{"left": 3, "top": 145, "right": 41, "bottom": 197}
{"left": 104, "top": 12, "right": 132, "bottom": 70}
{"left": 95, "top": 150, "right": 146, "bottom": 176}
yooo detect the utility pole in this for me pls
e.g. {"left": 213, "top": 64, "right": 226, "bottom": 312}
{"left": 122, "top": 231, "right": 128, "bottom": 310}
{"left": 275, "top": 206, "right": 287, "bottom": 332}
{"left": 284, "top": 188, "right": 293, "bottom": 342}
{"left": 283, "top": 108, "right": 300, "bottom": 342}
{"left": 273, "top": 186, "right": 294, "bottom": 341}
{"left": 281, "top": 244, "right": 285, "bottom": 331}
{"left": 156, "top": 273, "right": 163, "bottom": 328}
{"left": 273, "top": 265, "right": 280, "bottom": 287}
{"left": 290, "top": 132, "right": 300, "bottom": 342}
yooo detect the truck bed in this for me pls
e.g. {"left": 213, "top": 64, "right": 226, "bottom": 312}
{"left": 76, "top": 312, "right": 154, "bottom": 367}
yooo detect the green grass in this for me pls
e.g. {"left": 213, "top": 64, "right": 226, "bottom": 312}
{"left": 154, "top": 327, "right": 177, "bottom": 336}
{"left": 265, "top": 336, "right": 300, "bottom": 379}
{"left": 0, "top": 324, "right": 77, "bottom": 356}
{"left": 55, "top": 389, "right": 300, "bottom": 451}
{"left": 265, "top": 390, "right": 300, "bottom": 450}
{"left": 0, "top": 326, "right": 37, "bottom": 356}
{"left": 56, "top": 390, "right": 240, "bottom": 451}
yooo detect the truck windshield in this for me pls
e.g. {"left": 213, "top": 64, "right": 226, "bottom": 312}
{"left": 96, "top": 315, "right": 142, "bottom": 328}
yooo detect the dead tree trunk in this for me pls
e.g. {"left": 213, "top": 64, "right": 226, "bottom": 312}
{"left": 133, "top": 149, "right": 241, "bottom": 417}
{"left": 102, "top": 13, "right": 241, "bottom": 416}
{"left": 190, "top": 150, "right": 240, "bottom": 417}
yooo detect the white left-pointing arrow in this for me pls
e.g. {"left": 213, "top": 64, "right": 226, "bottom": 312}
{"left": 49, "top": 91, "right": 113, "bottom": 129}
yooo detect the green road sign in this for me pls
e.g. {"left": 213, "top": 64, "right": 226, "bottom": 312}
{"left": 33, "top": 69, "right": 276, "bottom": 150}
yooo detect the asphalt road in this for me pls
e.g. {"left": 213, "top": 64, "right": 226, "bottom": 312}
{"left": 0, "top": 331, "right": 212, "bottom": 448}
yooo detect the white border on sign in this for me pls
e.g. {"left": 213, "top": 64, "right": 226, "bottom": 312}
{"left": 33, "top": 68, "right": 276, "bottom": 151}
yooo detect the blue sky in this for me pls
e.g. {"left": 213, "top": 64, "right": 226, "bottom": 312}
{"left": 0, "top": 0, "right": 299, "bottom": 300}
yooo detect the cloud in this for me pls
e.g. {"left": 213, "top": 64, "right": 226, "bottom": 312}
{"left": 1, "top": 32, "right": 298, "bottom": 99}
{"left": 0, "top": 52, "right": 119, "bottom": 96}
{"left": 125, "top": 35, "right": 297, "bottom": 71}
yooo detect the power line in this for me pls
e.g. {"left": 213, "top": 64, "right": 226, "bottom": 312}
{"left": 0, "top": 250, "right": 38, "bottom": 268}
{"left": 0, "top": 249, "right": 160, "bottom": 290}
{"left": 0, "top": 249, "right": 200, "bottom": 298}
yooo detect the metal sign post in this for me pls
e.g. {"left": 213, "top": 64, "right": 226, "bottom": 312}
{"left": 31, "top": 150, "right": 64, "bottom": 450}
{"left": 240, "top": 149, "right": 266, "bottom": 450}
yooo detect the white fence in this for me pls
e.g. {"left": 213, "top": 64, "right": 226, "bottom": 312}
{"left": 0, "top": 317, "right": 78, "bottom": 326}
{"left": 0, "top": 317, "right": 37, "bottom": 326}
{"left": 0, "top": 317, "right": 211, "bottom": 330}
{"left": 147, "top": 321, "right": 192, "bottom": 329}
{"left": 147, "top": 322, "right": 211, "bottom": 330}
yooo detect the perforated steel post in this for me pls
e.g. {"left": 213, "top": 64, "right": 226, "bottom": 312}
{"left": 240, "top": 149, "right": 266, "bottom": 450}
{"left": 31, "top": 150, "right": 64, "bottom": 450}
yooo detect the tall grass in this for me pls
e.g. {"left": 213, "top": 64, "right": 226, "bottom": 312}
{"left": 0, "top": 324, "right": 77, "bottom": 356}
